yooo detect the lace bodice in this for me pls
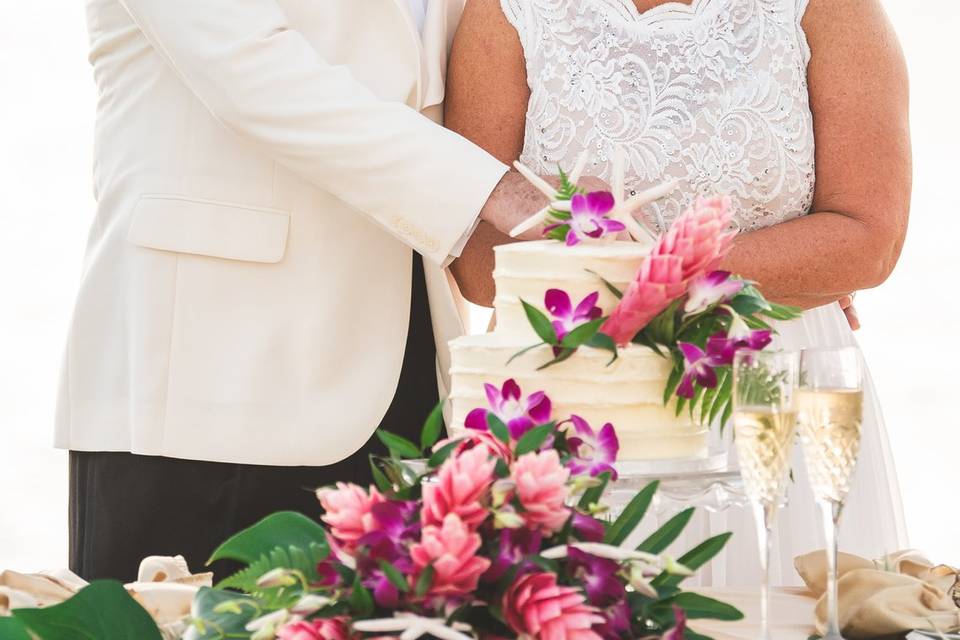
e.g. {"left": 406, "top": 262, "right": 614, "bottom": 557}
{"left": 500, "top": 0, "right": 816, "bottom": 232}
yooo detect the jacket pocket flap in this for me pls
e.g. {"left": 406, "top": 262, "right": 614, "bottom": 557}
{"left": 127, "top": 195, "right": 290, "bottom": 264}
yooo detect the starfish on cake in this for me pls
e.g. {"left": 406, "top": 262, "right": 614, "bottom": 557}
{"left": 508, "top": 147, "right": 678, "bottom": 241}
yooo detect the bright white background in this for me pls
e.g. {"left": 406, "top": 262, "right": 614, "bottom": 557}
{"left": 1, "top": 2, "right": 957, "bottom": 572}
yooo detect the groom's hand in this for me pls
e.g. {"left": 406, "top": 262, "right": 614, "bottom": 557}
{"left": 480, "top": 171, "right": 609, "bottom": 240}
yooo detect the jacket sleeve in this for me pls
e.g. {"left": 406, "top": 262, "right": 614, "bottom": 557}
{"left": 117, "top": 0, "right": 507, "bottom": 266}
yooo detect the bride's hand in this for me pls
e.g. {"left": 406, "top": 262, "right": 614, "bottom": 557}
{"left": 480, "top": 172, "right": 610, "bottom": 240}
{"left": 840, "top": 294, "right": 860, "bottom": 331}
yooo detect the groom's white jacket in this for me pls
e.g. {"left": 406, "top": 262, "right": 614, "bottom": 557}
{"left": 55, "top": 0, "right": 507, "bottom": 465}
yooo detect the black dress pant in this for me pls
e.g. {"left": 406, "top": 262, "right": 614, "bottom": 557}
{"left": 69, "top": 255, "right": 437, "bottom": 583}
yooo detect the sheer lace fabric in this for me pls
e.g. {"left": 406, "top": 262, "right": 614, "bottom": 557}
{"left": 501, "top": 0, "right": 816, "bottom": 232}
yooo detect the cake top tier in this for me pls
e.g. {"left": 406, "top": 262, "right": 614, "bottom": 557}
{"left": 493, "top": 240, "right": 649, "bottom": 340}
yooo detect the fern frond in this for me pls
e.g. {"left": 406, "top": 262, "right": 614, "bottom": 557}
{"left": 216, "top": 543, "right": 328, "bottom": 593}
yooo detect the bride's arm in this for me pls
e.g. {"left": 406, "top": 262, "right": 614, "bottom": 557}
{"left": 445, "top": 0, "right": 528, "bottom": 307}
{"left": 720, "top": 0, "right": 911, "bottom": 309}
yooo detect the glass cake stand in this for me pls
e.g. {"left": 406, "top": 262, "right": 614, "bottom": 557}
{"left": 606, "top": 451, "right": 786, "bottom": 517}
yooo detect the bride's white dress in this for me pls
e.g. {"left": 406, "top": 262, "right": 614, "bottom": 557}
{"left": 499, "top": 0, "right": 908, "bottom": 585}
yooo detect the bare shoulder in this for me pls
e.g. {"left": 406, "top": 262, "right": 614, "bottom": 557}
{"left": 802, "top": 0, "right": 907, "bottom": 75}
{"left": 446, "top": 0, "right": 529, "bottom": 163}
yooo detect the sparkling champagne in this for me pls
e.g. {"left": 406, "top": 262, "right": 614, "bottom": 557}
{"left": 797, "top": 388, "right": 864, "bottom": 503}
{"left": 733, "top": 406, "right": 798, "bottom": 505}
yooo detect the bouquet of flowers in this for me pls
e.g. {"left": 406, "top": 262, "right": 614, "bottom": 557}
{"left": 146, "top": 396, "right": 737, "bottom": 640}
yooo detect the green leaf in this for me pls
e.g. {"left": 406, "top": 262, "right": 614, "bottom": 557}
{"left": 420, "top": 401, "right": 445, "bottom": 451}
{"left": 585, "top": 270, "right": 623, "bottom": 299}
{"left": 535, "top": 348, "right": 576, "bottom": 370}
{"left": 633, "top": 330, "right": 665, "bottom": 357}
{"left": 664, "top": 592, "right": 744, "bottom": 621}
{"left": 521, "top": 299, "right": 559, "bottom": 345}
{"left": 507, "top": 342, "right": 547, "bottom": 365}
{"left": 636, "top": 507, "right": 695, "bottom": 554}
{"left": 708, "top": 370, "right": 732, "bottom": 425}
{"left": 604, "top": 481, "right": 659, "bottom": 546}
{"left": 587, "top": 331, "right": 619, "bottom": 365}
{"left": 376, "top": 430, "right": 422, "bottom": 459}
{"left": 208, "top": 511, "right": 328, "bottom": 565}
{"left": 428, "top": 439, "right": 461, "bottom": 468}
{"left": 561, "top": 318, "right": 604, "bottom": 350}
{"left": 350, "top": 576, "right": 375, "bottom": 617}
{"left": 13, "top": 581, "right": 161, "bottom": 640}
{"left": 487, "top": 413, "right": 511, "bottom": 444}
{"left": 370, "top": 454, "right": 393, "bottom": 493}
{"left": 663, "top": 360, "right": 683, "bottom": 406}
{"left": 0, "top": 617, "right": 32, "bottom": 640}
{"left": 378, "top": 560, "right": 410, "bottom": 592}
{"left": 215, "top": 542, "right": 328, "bottom": 591}
{"left": 653, "top": 533, "right": 733, "bottom": 588}
{"left": 415, "top": 565, "right": 435, "bottom": 598}
{"left": 183, "top": 588, "right": 257, "bottom": 640}
{"left": 514, "top": 422, "right": 556, "bottom": 456}
{"left": 577, "top": 471, "right": 612, "bottom": 510}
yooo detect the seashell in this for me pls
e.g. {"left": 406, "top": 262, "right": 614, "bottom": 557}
{"left": 126, "top": 582, "right": 200, "bottom": 625}
{"left": 137, "top": 555, "right": 193, "bottom": 583}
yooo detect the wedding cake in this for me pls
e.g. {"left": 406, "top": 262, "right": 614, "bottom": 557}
{"left": 448, "top": 240, "right": 710, "bottom": 461}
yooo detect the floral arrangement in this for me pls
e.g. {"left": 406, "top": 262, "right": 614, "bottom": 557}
{"left": 515, "top": 173, "right": 801, "bottom": 426}
{"left": 191, "top": 395, "right": 741, "bottom": 640}
{"left": 3, "top": 395, "right": 743, "bottom": 640}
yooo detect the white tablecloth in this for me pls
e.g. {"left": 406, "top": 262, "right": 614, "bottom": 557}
{"left": 691, "top": 587, "right": 817, "bottom": 639}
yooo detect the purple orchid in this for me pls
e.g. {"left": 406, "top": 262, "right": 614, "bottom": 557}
{"left": 565, "top": 415, "right": 619, "bottom": 480}
{"left": 356, "top": 500, "right": 420, "bottom": 608}
{"left": 663, "top": 605, "right": 688, "bottom": 640}
{"left": 677, "top": 342, "right": 726, "bottom": 399}
{"left": 684, "top": 270, "right": 744, "bottom": 315}
{"left": 705, "top": 328, "right": 773, "bottom": 366}
{"left": 464, "top": 379, "right": 552, "bottom": 440}
{"left": 483, "top": 527, "right": 543, "bottom": 582}
{"left": 571, "top": 511, "right": 606, "bottom": 543}
{"left": 545, "top": 289, "right": 603, "bottom": 343}
{"left": 566, "top": 547, "right": 626, "bottom": 608}
{"left": 595, "top": 600, "right": 633, "bottom": 640}
{"left": 545, "top": 191, "right": 625, "bottom": 246}
{"left": 314, "top": 560, "right": 341, "bottom": 588}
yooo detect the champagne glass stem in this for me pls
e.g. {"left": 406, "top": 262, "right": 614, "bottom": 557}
{"left": 819, "top": 499, "right": 845, "bottom": 640}
{"left": 753, "top": 502, "right": 775, "bottom": 640}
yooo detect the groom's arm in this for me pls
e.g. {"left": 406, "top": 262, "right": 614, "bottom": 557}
{"left": 116, "top": 0, "right": 529, "bottom": 266}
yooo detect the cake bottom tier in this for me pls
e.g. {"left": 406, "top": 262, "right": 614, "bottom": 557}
{"left": 448, "top": 334, "right": 709, "bottom": 461}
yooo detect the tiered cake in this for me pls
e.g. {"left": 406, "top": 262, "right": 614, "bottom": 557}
{"left": 448, "top": 240, "right": 709, "bottom": 461}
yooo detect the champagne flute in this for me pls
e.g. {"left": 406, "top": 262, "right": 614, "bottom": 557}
{"left": 798, "top": 347, "right": 864, "bottom": 640}
{"left": 732, "top": 349, "right": 800, "bottom": 640}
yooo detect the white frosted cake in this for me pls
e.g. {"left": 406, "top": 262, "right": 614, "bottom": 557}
{"left": 448, "top": 240, "right": 709, "bottom": 461}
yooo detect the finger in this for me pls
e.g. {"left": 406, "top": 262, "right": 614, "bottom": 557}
{"left": 838, "top": 295, "right": 853, "bottom": 310}
{"left": 844, "top": 305, "right": 861, "bottom": 331}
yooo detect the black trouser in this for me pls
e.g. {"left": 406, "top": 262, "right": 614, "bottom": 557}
{"left": 69, "top": 255, "right": 437, "bottom": 583}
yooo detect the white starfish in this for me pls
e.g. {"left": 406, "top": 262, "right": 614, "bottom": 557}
{"left": 353, "top": 615, "right": 474, "bottom": 640}
{"left": 508, "top": 151, "right": 588, "bottom": 237}
{"left": 509, "top": 147, "right": 677, "bottom": 240}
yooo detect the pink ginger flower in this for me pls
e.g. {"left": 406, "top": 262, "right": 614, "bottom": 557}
{"left": 317, "top": 483, "right": 385, "bottom": 552}
{"left": 434, "top": 430, "right": 513, "bottom": 463}
{"left": 422, "top": 446, "right": 496, "bottom": 529}
{"left": 512, "top": 450, "right": 571, "bottom": 535}
{"left": 602, "top": 196, "right": 736, "bottom": 345}
{"left": 277, "top": 617, "right": 352, "bottom": 640}
{"left": 503, "top": 572, "right": 604, "bottom": 640}
{"left": 410, "top": 513, "right": 491, "bottom": 597}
